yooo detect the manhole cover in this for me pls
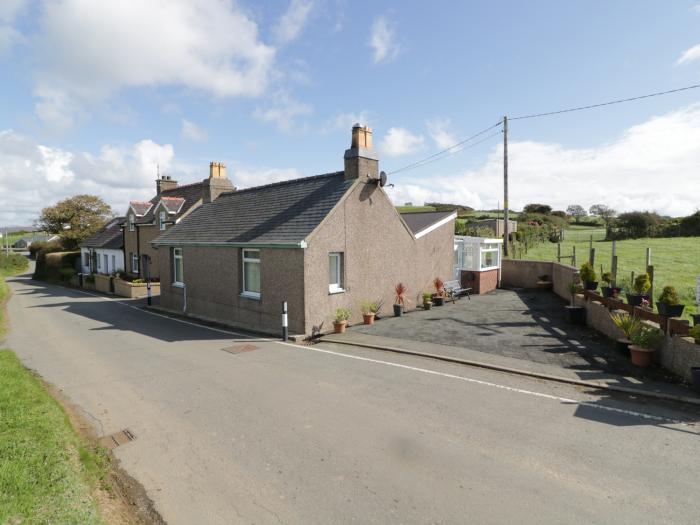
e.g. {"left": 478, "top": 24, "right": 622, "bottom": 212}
{"left": 221, "top": 343, "right": 259, "bottom": 354}
{"left": 99, "top": 429, "right": 136, "bottom": 450}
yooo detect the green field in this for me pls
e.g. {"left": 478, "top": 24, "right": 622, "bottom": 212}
{"left": 520, "top": 235, "right": 700, "bottom": 319}
{"left": 395, "top": 205, "right": 437, "bottom": 213}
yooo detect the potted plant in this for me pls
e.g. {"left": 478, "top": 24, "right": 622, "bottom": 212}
{"left": 600, "top": 272, "right": 615, "bottom": 298}
{"left": 536, "top": 274, "right": 552, "bottom": 291}
{"left": 656, "top": 285, "right": 685, "bottom": 318}
{"left": 628, "top": 324, "right": 661, "bottom": 367}
{"left": 394, "top": 283, "right": 407, "bottom": 316}
{"left": 422, "top": 292, "right": 433, "bottom": 310}
{"left": 565, "top": 281, "right": 586, "bottom": 325}
{"left": 333, "top": 308, "right": 351, "bottom": 333}
{"left": 579, "top": 262, "right": 598, "bottom": 291}
{"left": 626, "top": 273, "right": 650, "bottom": 307}
{"left": 611, "top": 312, "right": 642, "bottom": 356}
{"left": 360, "top": 301, "right": 378, "bottom": 325}
{"left": 432, "top": 277, "right": 445, "bottom": 306}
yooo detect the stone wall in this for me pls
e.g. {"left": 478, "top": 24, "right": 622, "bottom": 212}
{"left": 114, "top": 279, "right": 160, "bottom": 299}
{"left": 501, "top": 259, "right": 579, "bottom": 302}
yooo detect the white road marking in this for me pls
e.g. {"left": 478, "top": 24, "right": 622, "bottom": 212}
{"left": 282, "top": 342, "right": 692, "bottom": 427}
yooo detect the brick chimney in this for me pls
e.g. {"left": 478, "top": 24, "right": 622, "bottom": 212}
{"left": 156, "top": 174, "right": 178, "bottom": 194}
{"left": 202, "top": 161, "right": 235, "bottom": 203}
{"left": 344, "top": 123, "right": 378, "bottom": 180}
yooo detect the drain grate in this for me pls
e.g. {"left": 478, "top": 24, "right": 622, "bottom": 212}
{"left": 221, "top": 343, "right": 259, "bottom": 355}
{"left": 99, "top": 428, "right": 136, "bottom": 450}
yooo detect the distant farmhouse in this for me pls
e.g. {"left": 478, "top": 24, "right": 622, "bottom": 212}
{"left": 12, "top": 234, "right": 60, "bottom": 249}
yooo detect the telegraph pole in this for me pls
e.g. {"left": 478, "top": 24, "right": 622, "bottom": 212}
{"left": 502, "top": 116, "right": 509, "bottom": 256}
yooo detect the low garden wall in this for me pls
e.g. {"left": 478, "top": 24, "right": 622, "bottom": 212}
{"left": 93, "top": 274, "right": 112, "bottom": 294}
{"left": 114, "top": 278, "right": 160, "bottom": 299}
{"left": 501, "top": 259, "right": 578, "bottom": 302}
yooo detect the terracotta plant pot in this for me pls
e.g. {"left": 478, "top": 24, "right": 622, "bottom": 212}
{"left": 333, "top": 320, "right": 347, "bottom": 334}
{"left": 423, "top": 302, "right": 432, "bottom": 310}
{"left": 362, "top": 313, "right": 375, "bottom": 325}
{"left": 629, "top": 345, "right": 654, "bottom": 367}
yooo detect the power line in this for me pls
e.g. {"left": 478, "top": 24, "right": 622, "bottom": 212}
{"left": 510, "top": 83, "right": 700, "bottom": 121}
{"left": 388, "top": 121, "right": 502, "bottom": 175}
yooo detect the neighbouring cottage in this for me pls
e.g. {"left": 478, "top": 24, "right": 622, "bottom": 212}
{"left": 12, "top": 234, "right": 60, "bottom": 249}
{"left": 80, "top": 217, "right": 125, "bottom": 274}
{"left": 123, "top": 163, "right": 235, "bottom": 279}
{"left": 152, "top": 125, "right": 456, "bottom": 336}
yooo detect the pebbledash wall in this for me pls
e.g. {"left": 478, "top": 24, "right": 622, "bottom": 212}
{"left": 502, "top": 258, "right": 700, "bottom": 382}
{"left": 157, "top": 180, "right": 454, "bottom": 336}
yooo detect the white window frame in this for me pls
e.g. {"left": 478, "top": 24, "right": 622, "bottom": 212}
{"left": 129, "top": 214, "right": 135, "bottom": 232}
{"left": 132, "top": 253, "right": 139, "bottom": 273}
{"left": 241, "top": 249, "right": 261, "bottom": 299}
{"left": 103, "top": 254, "right": 109, "bottom": 273}
{"left": 159, "top": 211, "right": 166, "bottom": 231}
{"left": 172, "top": 247, "right": 184, "bottom": 286}
{"left": 83, "top": 252, "right": 90, "bottom": 267}
{"left": 479, "top": 244, "right": 500, "bottom": 271}
{"left": 328, "top": 252, "right": 344, "bottom": 293}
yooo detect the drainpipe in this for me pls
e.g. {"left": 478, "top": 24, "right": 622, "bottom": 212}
{"left": 182, "top": 283, "right": 187, "bottom": 313}
{"left": 135, "top": 225, "right": 141, "bottom": 277}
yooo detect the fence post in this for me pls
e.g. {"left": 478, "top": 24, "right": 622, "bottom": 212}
{"left": 557, "top": 242, "right": 561, "bottom": 263}
{"left": 589, "top": 235, "right": 593, "bottom": 261}
{"left": 589, "top": 247, "right": 595, "bottom": 267}
{"left": 646, "top": 248, "right": 653, "bottom": 307}
{"left": 611, "top": 255, "right": 618, "bottom": 288}
{"left": 572, "top": 245, "right": 577, "bottom": 267}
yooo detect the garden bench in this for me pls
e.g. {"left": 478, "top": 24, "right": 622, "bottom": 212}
{"left": 444, "top": 280, "right": 471, "bottom": 303}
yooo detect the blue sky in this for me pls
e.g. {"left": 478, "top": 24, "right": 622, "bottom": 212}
{"left": 2, "top": 0, "right": 700, "bottom": 225}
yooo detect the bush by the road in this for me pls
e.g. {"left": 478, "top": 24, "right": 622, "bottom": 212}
{"left": 33, "top": 251, "right": 80, "bottom": 282}
{"left": 0, "top": 253, "right": 28, "bottom": 276}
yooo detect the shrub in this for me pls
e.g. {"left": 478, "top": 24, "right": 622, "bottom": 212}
{"left": 0, "top": 253, "right": 29, "bottom": 274}
{"left": 633, "top": 273, "right": 651, "bottom": 294}
{"left": 132, "top": 278, "right": 145, "bottom": 284}
{"left": 28, "top": 239, "right": 64, "bottom": 260}
{"left": 690, "top": 324, "right": 700, "bottom": 343}
{"left": 601, "top": 272, "right": 612, "bottom": 285}
{"left": 422, "top": 292, "right": 433, "bottom": 303}
{"left": 657, "top": 286, "right": 680, "bottom": 305}
{"left": 433, "top": 277, "right": 444, "bottom": 296}
{"left": 34, "top": 251, "right": 80, "bottom": 281}
{"left": 59, "top": 267, "right": 75, "bottom": 282}
{"left": 629, "top": 325, "right": 662, "bottom": 349}
{"left": 611, "top": 312, "right": 642, "bottom": 340}
{"left": 360, "top": 300, "right": 378, "bottom": 315}
{"left": 579, "top": 262, "right": 597, "bottom": 283}
{"left": 334, "top": 308, "right": 351, "bottom": 322}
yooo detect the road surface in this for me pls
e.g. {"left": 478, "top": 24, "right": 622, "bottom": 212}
{"left": 6, "top": 273, "right": 700, "bottom": 524}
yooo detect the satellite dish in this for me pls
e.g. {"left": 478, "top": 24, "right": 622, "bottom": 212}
{"left": 379, "top": 171, "right": 387, "bottom": 187}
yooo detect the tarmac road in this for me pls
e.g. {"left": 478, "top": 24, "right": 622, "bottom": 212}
{"left": 6, "top": 273, "right": 700, "bottom": 524}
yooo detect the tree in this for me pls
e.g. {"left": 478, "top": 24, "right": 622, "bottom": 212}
{"left": 566, "top": 204, "right": 587, "bottom": 224}
{"left": 679, "top": 211, "right": 700, "bottom": 236}
{"left": 589, "top": 204, "right": 617, "bottom": 237}
{"left": 522, "top": 203, "right": 552, "bottom": 215}
{"left": 37, "top": 194, "right": 113, "bottom": 249}
{"left": 615, "top": 211, "right": 661, "bottom": 239}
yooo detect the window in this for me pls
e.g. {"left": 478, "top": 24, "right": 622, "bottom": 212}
{"left": 129, "top": 214, "right": 135, "bottom": 232}
{"left": 242, "top": 249, "right": 260, "bottom": 298}
{"left": 103, "top": 254, "right": 109, "bottom": 273}
{"left": 97, "top": 254, "right": 101, "bottom": 270}
{"left": 172, "top": 247, "right": 184, "bottom": 285}
{"left": 479, "top": 244, "right": 500, "bottom": 270}
{"left": 131, "top": 253, "right": 139, "bottom": 273}
{"left": 111, "top": 255, "right": 116, "bottom": 272}
{"left": 84, "top": 252, "right": 90, "bottom": 267}
{"left": 328, "top": 252, "right": 344, "bottom": 293}
{"left": 159, "top": 211, "right": 166, "bottom": 231}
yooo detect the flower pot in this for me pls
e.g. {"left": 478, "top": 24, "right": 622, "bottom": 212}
{"left": 565, "top": 305, "right": 586, "bottom": 325}
{"left": 393, "top": 304, "right": 404, "bottom": 317}
{"left": 616, "top": 338, "right": 631, "bottom": 356}
{"left": 433, "top": 297, "right": 445, "bottom": 307}
{"left": 601, "top": 286, "right": 614, "bottom": 298}
{"left": 626, "top": 293, "right": 648, "bottom": 307}
{"left": 612, "top": 287, "right": 621, "bottom": 299}
{"left": 584, "top": 280, "right": 598, "bottom": 291}
{"left": 629, "top": 345, "right": 654, "bottom": 367}
{"left": 423, "top": 302, "right": 432, "bottom": 310}
{"left": 333, "top": 320, "right": 347, "bottom": 334}
{"left": 362, "top": 313, "right": 375, "bottom": 325}
{"left": 691, "top": 367, "right": 700, "bottom": 394}
{"left": 656, "top": 302, "right": 685, "bottom": 318}
{"left": 692, "top": 314, "right": 700, "bottom": 326}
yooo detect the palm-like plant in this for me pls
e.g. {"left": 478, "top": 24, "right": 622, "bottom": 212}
{"left": 394, "top": 283, "right": 407, "bottom": 306}
{"left": 611, "top": 312, "right": 642, "bottom": 341}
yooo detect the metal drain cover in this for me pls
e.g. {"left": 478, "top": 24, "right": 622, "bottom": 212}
{"left": 99, "top": 428, "right": 136, "bottom": 450}
{"left": 221, "top": 343, "right": 259, "bottom": 354}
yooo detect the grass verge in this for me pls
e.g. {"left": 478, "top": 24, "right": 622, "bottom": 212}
{"left": 0, "top": 349, "right": 107, "bottom": 524}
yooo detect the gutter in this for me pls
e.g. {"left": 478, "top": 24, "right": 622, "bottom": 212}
{"left": 151, "top": 240, "right": 308, "bottom": 249}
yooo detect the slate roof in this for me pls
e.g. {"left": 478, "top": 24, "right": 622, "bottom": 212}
{"left": 153, "top": 171, "right": 354, "bottom": 246}
{"left": 160, "top": 197, "right": 185, "bottom": 213}
{"left": 81, "top": 218, "right": 124, "bottom": 249}
{"left": 136, "top": 182, "right": 205, "bottom": 225}
{"left": 400, "top": 211, "right": 456, "bottom": 236}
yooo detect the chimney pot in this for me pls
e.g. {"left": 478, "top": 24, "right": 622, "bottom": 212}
{"left": 344, "top": 124, "right": 378, "bottom": 180}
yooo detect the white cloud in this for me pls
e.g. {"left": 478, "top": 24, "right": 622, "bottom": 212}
{"left": 369, "top": 16, "right": 399, "bottom": 64}
{"left": 380, "top": 127, "right": 425, "bottom": 157}
{"left": 232, "top": 166, "right": 303, "bottom": 188}
{"left": 32, "top": 0, "right": 275, "bottom": 128}
{"left": 0, "top": 130, "right": 187, "bottom": 224}
{"left": 426, "top": 118, "right": 457, "bottom": 150}
{"left": 384, "top": 104, "right": 700, "bottom": 217}
{"left": 677, "top": 43, "right": 700, "bottom": 65}
{"left": 180, "top": 119, "right": 208, "bottom": 142}
{"left": 253, "top": 91, "right": 312, "bottom": 132}
{"left": 0, "top": 0, "right": 28, "bottom": 54}
{"left": 322, "top": 110, "right": 373, "bottom": 134}
{"left": 273, "top": 0, "right": 314, "bottom": 44}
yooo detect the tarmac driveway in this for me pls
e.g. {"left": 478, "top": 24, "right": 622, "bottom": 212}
{"left": 353, "top": 289, "right": 676, "bottom": 382}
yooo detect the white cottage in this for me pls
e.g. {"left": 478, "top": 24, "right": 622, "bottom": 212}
{"left": 80, "top": 217, "right": 125, "bottom": 275}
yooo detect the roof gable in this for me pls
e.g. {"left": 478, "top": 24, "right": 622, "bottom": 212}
{"left": 153, "top": 172, "right": 353, "bottom": 246}
{"left": 400, "top": 211, "right": 457, "bottom": 238}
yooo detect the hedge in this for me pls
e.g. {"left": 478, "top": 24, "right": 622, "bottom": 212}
{"left": 0, "top": 253, "right": 29, "bottom": 275}
{"left": 33, "top": 251, "right": 80, "bottom": 282}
